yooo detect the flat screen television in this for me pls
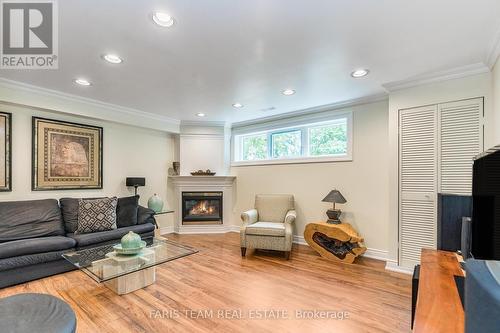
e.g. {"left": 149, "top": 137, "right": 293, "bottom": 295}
{"left": 471, "top": 146, "right": 500, "bottom": 260}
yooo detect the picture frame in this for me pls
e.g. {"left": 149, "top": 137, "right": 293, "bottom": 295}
{"left": 32, "top": 117, "right": 103, "bottom": 190}
{"left": 0, "top": 111, "right": 12, "bottom": 192}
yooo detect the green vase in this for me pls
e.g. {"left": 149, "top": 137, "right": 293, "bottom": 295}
{"left": 147, "top": 193, "right": 164, "bottom": 213}
{"left": 121, "top": 231, "right": 142, "bottom": 249}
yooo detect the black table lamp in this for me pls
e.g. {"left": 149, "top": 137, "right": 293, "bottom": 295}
{"left": 126, "top": 177, "right": 145, "bottom": 196}
{"left": 322, "top": 190, "right": 347, "bottom": 224}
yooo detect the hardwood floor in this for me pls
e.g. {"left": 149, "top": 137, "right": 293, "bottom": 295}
{"left": 0, "top": 233, "right": 411, "bottom": 333}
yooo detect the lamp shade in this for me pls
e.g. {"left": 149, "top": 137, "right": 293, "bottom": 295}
{"left": 126, "top": 177, "right": 145, "bottom": 187}
{"left": 322, "top": 190, "right": 347, "bottom": 204}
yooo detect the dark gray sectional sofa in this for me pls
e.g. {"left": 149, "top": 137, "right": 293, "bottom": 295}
{"left": 0, "top": 196, "right": 156, "bottom": 288}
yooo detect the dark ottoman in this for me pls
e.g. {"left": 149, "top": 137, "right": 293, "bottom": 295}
{"left": 0, "top": 293, "right": 76, "bottom": 333}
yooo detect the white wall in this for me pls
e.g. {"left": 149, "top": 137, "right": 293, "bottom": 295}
{"left": 0, "top": 102, "right": 176, "bottom": 230}
{"left": 387, "top": 72, "right": 493, "bottom": 262}
{"left": 178, "top": 124, "right": 230, "bottom": 176}
{"left": 230, "top": 101, "right": 390, "bottom": 254}
{"left": 493, "top": 57, "right": 500, "bottom": 143}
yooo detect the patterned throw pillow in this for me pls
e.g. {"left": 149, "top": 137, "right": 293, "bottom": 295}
{"left": 76, "top": 197, "right": 118, "bottom": 234}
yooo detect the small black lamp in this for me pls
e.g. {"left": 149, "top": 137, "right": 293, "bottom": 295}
{"left": 322, "top": 190, "right": 347, "bottom": 224}
{"left": 126, "top": 177, "right": 145, "bottom": 196}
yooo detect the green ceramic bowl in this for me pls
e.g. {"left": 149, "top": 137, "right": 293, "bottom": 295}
{"left": 113, "top": 241, "right": 146, "bottom": 255}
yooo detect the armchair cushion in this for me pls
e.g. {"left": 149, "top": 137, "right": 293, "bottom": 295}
{"left": 245, "top": 222, "right": 286, "bottom": 237}
{"left": 255, "top": 194, "right": 294, "bottom": 223}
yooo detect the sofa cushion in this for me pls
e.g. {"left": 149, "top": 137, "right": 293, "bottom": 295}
{"left": 116, "top": 195, "right": 139, "bottom": 227}
{"left": 138, "top": 206, "right": 156, "bottom": 225}
{"left": 59, "top": 198, "right": 80, "bottom": 233}
{"left": 0, "top": 250, "right": 70, "bottom": 272}
{"left": 0, "top": 236, "right": 76, "bottom": 260}
{"left": 67, "top": 223, "right": 155, "bottom": 248}
{"left": 76, "top": 197, "right": 118, "bottom": 234}
{"left": 255, "top": 194, "right": 294, "bottom": 223}
{"left": 0, "top": 199, "right": 65, "bottom": 243}
{"left": 245, "top": 222, "right": 286, "bottom": 237}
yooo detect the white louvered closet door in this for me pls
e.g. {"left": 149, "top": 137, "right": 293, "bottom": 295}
{"left": 439, "top": 98, "right": 483, "bottom": 195}
{"left": 399, "top": 105, "right": 438, "bottom": 268}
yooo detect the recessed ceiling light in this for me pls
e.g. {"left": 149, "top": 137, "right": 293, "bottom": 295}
{"left": 152, "top": 12, "right": 175, "bottom": 27}
{"left": 196, "top": 112, "right": 206, "bottom": 117}
{"left": 282, "top": 89, "right": 295, "bottom": 96}
{"left": 351, "top": 69, "right": 369, "bottom": 78}
{"left": 74, "top": 78, "right": 91, "bottom": 86}
{"left": 103, "top": 54, "right": 123, "bottom": 64}
{"left": 232, "top": 103, "right": 243, "bottom": 108}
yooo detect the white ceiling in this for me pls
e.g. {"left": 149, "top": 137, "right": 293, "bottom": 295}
{"left": 1, "top": 0, "right": 499, "bottom": 124}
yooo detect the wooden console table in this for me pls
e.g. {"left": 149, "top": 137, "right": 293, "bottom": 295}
{"left": 304, "top": 222, "right": 366, "bottom": 263}
{"left": 413, "top": 249, "right": 465, "bottom": 333}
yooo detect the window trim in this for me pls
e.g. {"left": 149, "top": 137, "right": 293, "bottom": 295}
{"left": 231, "top": 112, "right": 353, "bottom": 166}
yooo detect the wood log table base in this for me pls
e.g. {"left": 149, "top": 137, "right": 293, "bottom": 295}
{"left": 304, "top": 221, "right": 367, "bottom": 263}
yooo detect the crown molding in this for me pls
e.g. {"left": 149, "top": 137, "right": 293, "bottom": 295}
{"left": 231, "top": 93, "right": 388, "bottom": 129}
{"left": 486, "top": 29, "right": 500, "bottom": 69}
{"left": 382, "top": 63, "right": 490, "bottom": 92}
{"left": 0, "top": 78, "right": 180, "bottom": 133}
{"left": 180, "top": 120, "right": 228, "bottom": 127}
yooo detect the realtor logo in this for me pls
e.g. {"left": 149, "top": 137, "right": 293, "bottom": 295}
{"left": 1, "top": 0, "right": 58, "bottom": 69}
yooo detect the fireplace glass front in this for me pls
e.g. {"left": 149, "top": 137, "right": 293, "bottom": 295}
{"left": 182, "top": 192, "right": 223, "bottom": 224}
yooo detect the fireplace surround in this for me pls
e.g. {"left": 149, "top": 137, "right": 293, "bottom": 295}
{"left": 182, "top": 192, "right": 223, "bottom": 224}
{"left": 170, "top": 176, "right": 236, "bottom": 233}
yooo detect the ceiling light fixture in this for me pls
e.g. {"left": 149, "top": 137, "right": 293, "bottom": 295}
{"left": 152, "top": 12, "right": 175, "bottom": 27}
{"left": 196, "top": 112, "right": 206, "bottom": 117}
{"left": 74, "top": 78, "right": 91, "bottom": 86}
{"left": 232, "top": 103, "right": 243, "bottom": 108}
{"left": 103, "top": 54, "right": 123, "bottom": 64}
{"left": 282, "top": 89, "right": 295, "bottom": 96}
{"left": 351, "top": 69, "right": 369, "bottom": 78}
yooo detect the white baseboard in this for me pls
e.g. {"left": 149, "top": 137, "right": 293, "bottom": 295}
{"left": 363, "top": 248, "right": 389, "bottom": 261}
{"left": 385, "top": 260, "right": 413, "bottom": 275}
{"left": 293, "top": 235, "right": 307, "bottom": 245}
{"left": 158, "top": 226, "right": 175, "bottom": 235}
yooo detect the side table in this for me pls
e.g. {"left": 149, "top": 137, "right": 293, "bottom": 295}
{"left": 304, "top": 221, "right": 366, "bottom": 263}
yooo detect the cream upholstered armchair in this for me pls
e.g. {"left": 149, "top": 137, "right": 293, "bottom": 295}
{"left": 240, "top": 194, "right": 296, "bottom": 259}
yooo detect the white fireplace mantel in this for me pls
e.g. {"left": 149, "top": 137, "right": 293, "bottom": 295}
{"left": 169, "top": 176, "right": 237, "bottom": 234}
{"left": 169, "top": 175, "right": 236, "bottom": 186}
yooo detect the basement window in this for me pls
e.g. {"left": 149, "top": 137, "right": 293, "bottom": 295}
{"left": 232, "top": 113, "right": 352, "bottom": 166}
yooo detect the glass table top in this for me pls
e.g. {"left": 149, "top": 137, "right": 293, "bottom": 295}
{"left": 62, "top": 238, "right": 198, "bottom": 282}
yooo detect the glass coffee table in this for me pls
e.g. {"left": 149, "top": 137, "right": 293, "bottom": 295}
{"left": 62, "top": 237, "right": 197, "bottom": 295}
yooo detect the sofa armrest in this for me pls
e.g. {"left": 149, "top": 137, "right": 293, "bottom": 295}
{"left": 285, "top": 210, "right": 296, "bottom": 224}
{"left": 138, "top": 206, "right": 157, "bottom": 228}
{"left": 241, "top": 209, "right": 258, "bottom": 225}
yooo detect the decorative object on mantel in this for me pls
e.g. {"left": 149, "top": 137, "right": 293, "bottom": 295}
{"left": 147, "top": 193, "right": 164, "bottom": 213}
{"left": 112, "top": 231, "right": 146, "bottom": 255}
{"left": 172, "top": 162, "right": 180, "bottom": 175}
{"left": 322, "top": 189, "right": 347, "bottom": 224}
{"left": 190, "top": 169, "right": 216, "bottom": 176}
{"left": 304, "top": 221, "right": 366, "bottom": 263}
{"left": 125, "top": 177, "right": 145, "bottom": 196}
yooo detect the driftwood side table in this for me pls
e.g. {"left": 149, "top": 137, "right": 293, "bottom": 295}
{"left": 304, "top": 221, "right": 366, "bottom": 263}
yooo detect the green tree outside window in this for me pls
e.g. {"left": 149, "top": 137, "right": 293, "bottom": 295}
{"left": 309, "top": 123, "right": 347, "bottom": 156}
{"left": 242, "top": 134, "right": 267, "bottom": 160}
{"left": 272, "top": 130, "right": 302, "bottom": 158}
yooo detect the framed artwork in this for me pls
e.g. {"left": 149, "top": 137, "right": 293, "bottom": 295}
{"left": 0, "top": 112, "right": 11, "bottom": 192}
{"left": 32, "top": 117, "right": 103, "bottom": 190}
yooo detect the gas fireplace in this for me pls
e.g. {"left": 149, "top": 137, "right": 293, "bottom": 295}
{"left": 182, "top": 192, "right": 223, "bottom": 224}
